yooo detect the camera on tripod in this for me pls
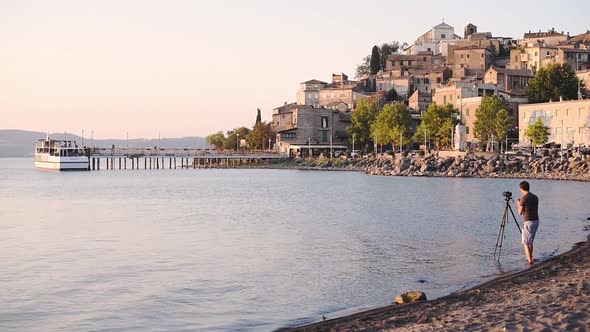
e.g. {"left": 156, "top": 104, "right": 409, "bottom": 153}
{"left": 494, "top": 191, "right": 522, "bottom": 261}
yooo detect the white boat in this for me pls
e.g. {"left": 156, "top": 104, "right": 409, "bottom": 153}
{"left": 34, "top": 138, "right": 89, "bottom": 171}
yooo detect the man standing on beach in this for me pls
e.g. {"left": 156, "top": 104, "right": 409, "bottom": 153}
{"left": 517, "top": 181, "right": 539, "bottom": 264}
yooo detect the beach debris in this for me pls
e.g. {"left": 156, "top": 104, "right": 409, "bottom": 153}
{"left": 395, "top": 291, "right": 427, "bottom": 304}
{"left": 416, "top": 279, "right": 427, "bottom": 284}
{"left": 586, "top": 217, "right": 590, "bottom": 221}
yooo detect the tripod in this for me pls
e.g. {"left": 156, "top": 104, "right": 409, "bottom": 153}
{"left": 493, "top": 196, "right": 522, "bottom": 261}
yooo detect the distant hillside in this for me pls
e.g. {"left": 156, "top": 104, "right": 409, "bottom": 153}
{"left": 0, "top": 130, "right": 208, "bottom": 158}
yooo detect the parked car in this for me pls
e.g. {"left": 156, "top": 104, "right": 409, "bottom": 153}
{"left": 350, "top": 150, "right": 362, "bottom": 159}
{"left": 534, "top": 148, "right": 550, "bottom": 157}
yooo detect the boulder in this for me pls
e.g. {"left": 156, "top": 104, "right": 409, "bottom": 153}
{"left": 395, "top": 291, "right": 427, "bottom": 304}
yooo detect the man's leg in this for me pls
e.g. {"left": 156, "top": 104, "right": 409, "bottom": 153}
{"left": 523, "top": 244, "right": 533, "bottom": 263}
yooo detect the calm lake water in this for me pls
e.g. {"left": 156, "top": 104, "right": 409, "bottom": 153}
{"left": 1, "top": 158, "right": 589, "bottom": 331}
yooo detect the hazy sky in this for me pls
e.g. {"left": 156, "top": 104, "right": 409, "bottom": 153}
{"left": 1, "top": 0, "right": 589, "bottom": 138}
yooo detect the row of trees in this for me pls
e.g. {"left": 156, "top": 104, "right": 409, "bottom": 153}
{"left": 347, "top": 99, "right": 461, "bottom": 152}
{"left": 206, "top": 109, "right": 275, "bottom": 150}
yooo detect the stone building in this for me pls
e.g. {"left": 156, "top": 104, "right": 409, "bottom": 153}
{"left": 408, "top": 90, "right": 432, "bottom": 113}
{"left": 521, "top": 29, "right": 569, "bottom": 46}
{"left": 375, "top": 75, "right": 412, "bottom": 99}
{"left": 412, "top": 67, "right": 450, "bottom": 92}
{"left": 519, "top": 99, "right": 590, "bottom": 147}
{"left": 272, "top": 104, "right": 350, "bottom": 157}
{"left": 385, "top": 52, "right": 434, "bottom": 72}
{"left": 318, "top": 73, "right": 371, "bottom": 109}
{"left": 557, "top": 46, "right": 590, "bottom": 71}
{"left": 508, "top": 42, "right": 558, "bottom": 70}
{"left": 447, "top": 45, "right": 493, "bottom": 74}
{"left": 484, "top": 67, "right": 534, "bottom": 96}
{"left": 296, "top": 79, "right": 328, "bottom": 107}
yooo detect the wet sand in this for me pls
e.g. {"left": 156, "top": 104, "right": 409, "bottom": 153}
{"left": 288, "top": 235, "right": 590, "bottom": 331}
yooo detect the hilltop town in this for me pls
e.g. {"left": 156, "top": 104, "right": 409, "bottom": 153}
{"left": 268, "top": 22, "right": 590, "bottom": 158}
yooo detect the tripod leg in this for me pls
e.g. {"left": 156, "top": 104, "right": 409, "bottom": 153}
{"left": 494, "top": 206, "right": 508, "bottom": 259}
{"left": 507, "top": 204, "right": 522, "bottom": 234}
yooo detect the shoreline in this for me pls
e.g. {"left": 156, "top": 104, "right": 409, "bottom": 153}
{"left": 230, "top": 154, "right": 590, "bottom": 183}
{"left": 283, "top": 233, "right": 590, "bottom": 331}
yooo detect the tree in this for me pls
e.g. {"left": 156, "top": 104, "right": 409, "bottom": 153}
{"left": 206, "top": 131, "right": 226, "bottom": 150}
{"left": 527, "top": 64, "right": 584, "bottom": 103}
{"left": 255, "top": 108, "right": 262, "bottom": 124}
{"left": 526, "top": 118, "right": 550, "bottom": 149}
{"left": 495, "top": 109, "right": 513, "bottom": 151}
{"left": 355, "top": 55, "right": 371, "bottom": 79}
{"left": 347, "top": 99, "right": 379, "bottom": 151}
{"left": 223, "top": 127, "right": 251, "bottom": 150}
{"left": 379, "top": 42, "right": 400, "bottom": 70}
{"left": 473, "top": 96, "right": 511, "bottom": 150}
{"left": 371, "top": 102, "right": 412, "bottom": 150}
{"left": 370, "top": 45, "right": 381, "bottom": 75}
{"left": 413, "top": 104, "right": 458, "bottom": 150}
{"left": 386, "top": 88, "right": 399, "bottom": 102}
{"left": 246, "top": 121, "right": 274, "bottom": 149}
{"left": 355, "top": 42, "right": 401, "bottom": 78}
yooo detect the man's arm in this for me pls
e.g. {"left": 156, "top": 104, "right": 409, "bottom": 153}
{"left": 517, "top": 197, "right": 525, "bottom": 215}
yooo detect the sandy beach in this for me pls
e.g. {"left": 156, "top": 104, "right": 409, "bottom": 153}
{"left": 290, "top": 234, "right": 590, "bottom": 332}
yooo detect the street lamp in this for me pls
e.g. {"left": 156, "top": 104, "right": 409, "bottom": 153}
{"left": 308, "top": 136, "right": 312, "bottom": 157}
{"left": 236, "top": 133, "right": 240, "bottom": 151}
{"left": 561, "top": 120, "right": 564, "bottom": 152}
{"left": 423, "top": 128, "right": 427, "bottom": 153}
{"left": 81, "top": 129, "right": 84, "bottom": 147}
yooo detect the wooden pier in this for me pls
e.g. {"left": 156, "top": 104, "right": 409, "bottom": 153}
{"left": 86, "top": 147, "right": 286, "bottom": 171}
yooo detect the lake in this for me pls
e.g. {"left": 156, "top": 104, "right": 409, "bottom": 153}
{"left": 1, "top": 158, "right": 589, "bottom": 331}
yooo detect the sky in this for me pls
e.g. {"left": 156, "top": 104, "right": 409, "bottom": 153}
{"left": 1, "top": 0, "right": 589, "bottom": 139}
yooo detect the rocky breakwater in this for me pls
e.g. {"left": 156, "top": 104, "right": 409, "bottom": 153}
{"left": 362, "top": 154, "right": 590, "bottom": 181}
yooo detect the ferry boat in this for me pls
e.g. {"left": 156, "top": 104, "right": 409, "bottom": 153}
{"left": 34, "top": 138, "right": 89, "bottom": 171}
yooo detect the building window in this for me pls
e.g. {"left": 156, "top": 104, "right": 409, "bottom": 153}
{"left": 461, "top": 54, "right": 464, "bottom": 58}
{"left": 481, "top": 53, "right": 484, "bottom": 58}
{"left": 547, "top": 51, "right": 550, "bottom": 56}
{"left": 436, "top": 77, "right": 441, "bottom": 83}
{"left": 424, "top": 78, "right": 430, "bottom": 84}
{"left": 423, "top": 57, "right": 427, "bottom": 61}
{"left": 427, "top": 48, "right": 431, "bottom": 52}
{"left": 535, "top": 51, "right": 538, "bottom": 56}
{"left": 441, "top": 34, "right": 446, "bottom": 38}
{"left": 321, "top": 131, "right": 328, "bottom": 142}
{"left": 466, "top": 108, "right": 470, "bottom": 116}
{"left": 466, "top": 126, "right": 470, "bottom": 134}
{"left": 467, "top": 54, "right": 470, "bottom": 58}
{"left": 321, "top": 117, "right": 329, "bottom": 128}
{"left": 282, "top": 132, "right": 296, "bottom": 139}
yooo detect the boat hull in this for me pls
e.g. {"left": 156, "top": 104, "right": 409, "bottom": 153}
{"left": 34, "top": 159, "right": 89, "bottom": 171}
